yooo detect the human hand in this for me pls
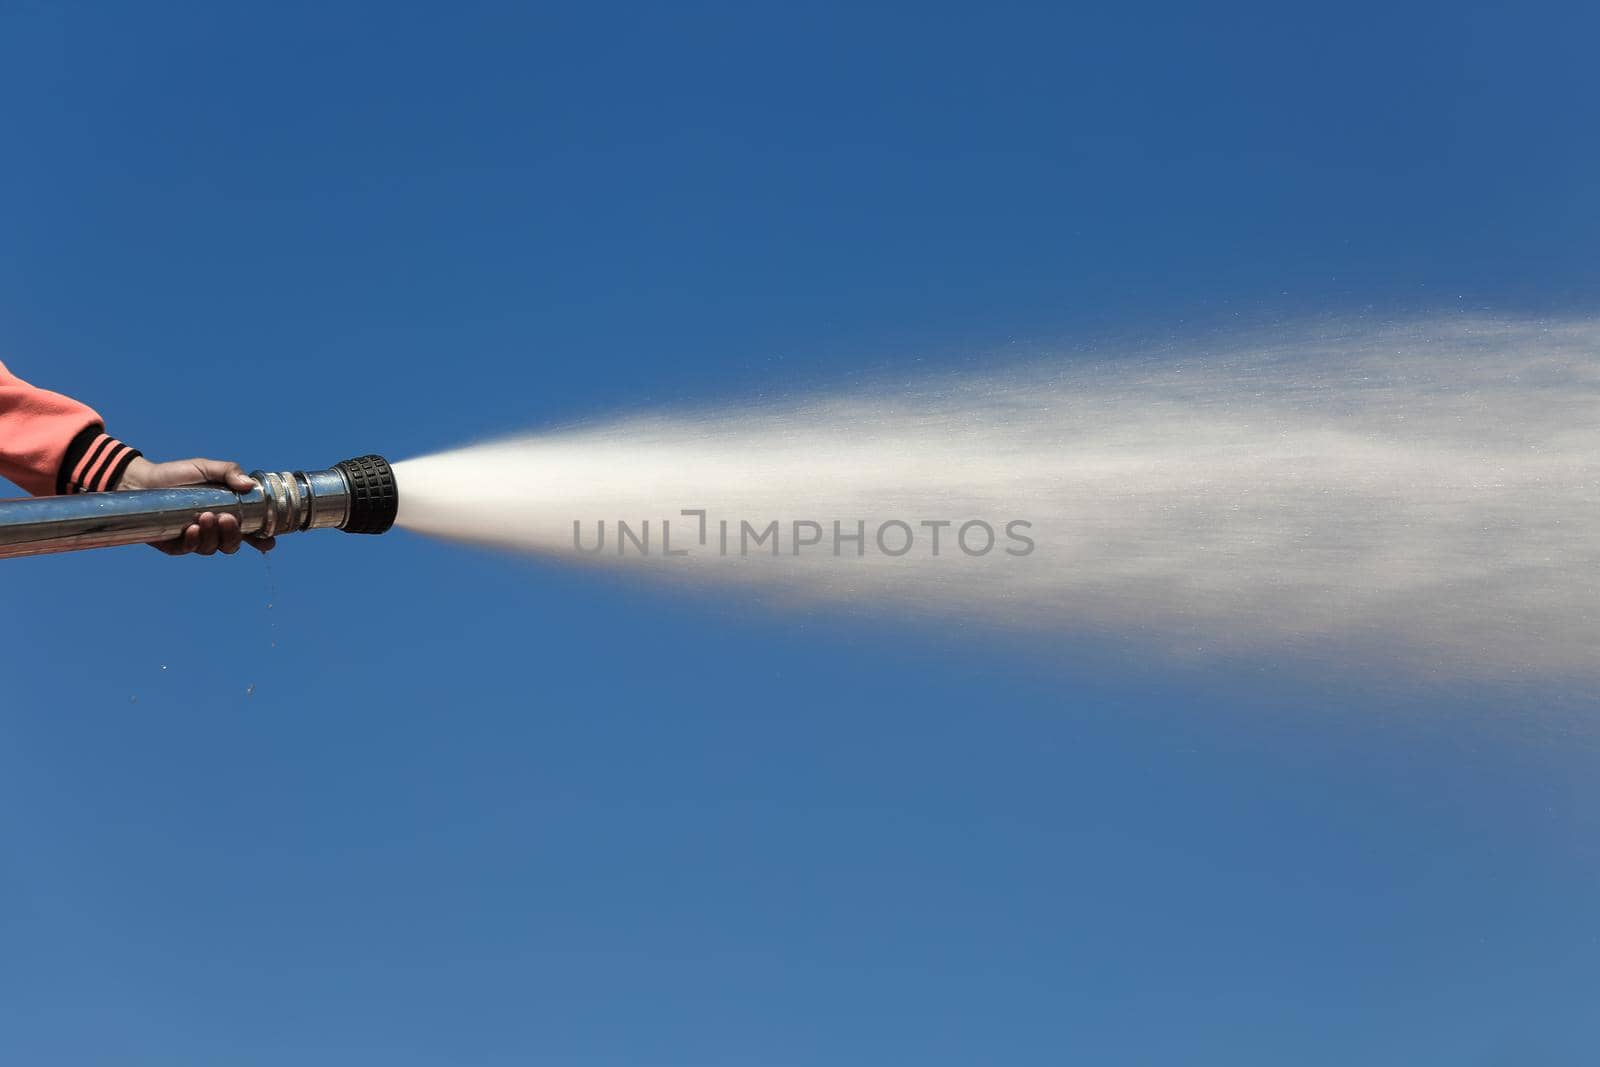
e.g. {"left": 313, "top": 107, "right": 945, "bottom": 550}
{"left": 115, "top": 456, "right": 276, "bottom": 556}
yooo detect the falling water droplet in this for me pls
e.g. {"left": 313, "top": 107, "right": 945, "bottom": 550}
{"left": 261, "top": 553, "right": 280, "bottom": 655}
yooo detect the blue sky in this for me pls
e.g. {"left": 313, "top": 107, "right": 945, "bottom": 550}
{"left": 2, "top": 3, "right": 1597, "bottom": 1064}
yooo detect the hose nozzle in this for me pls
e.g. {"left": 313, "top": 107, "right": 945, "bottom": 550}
{"left": 252, "top": 455, "right": 399, "bottom": 538}
{"left": 0, "top": 454, "right": 399, "bottom": 559}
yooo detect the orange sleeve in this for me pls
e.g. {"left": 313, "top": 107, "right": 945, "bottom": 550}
{"left": 0, "top": 360, "right": 141, "bottom": 496}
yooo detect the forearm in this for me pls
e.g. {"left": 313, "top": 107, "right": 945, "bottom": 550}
{"left": 0, "top": 360, "right": 268, "bottom": 556}
{"left": 0, "top": 360, "right": 140, "bottom": 495}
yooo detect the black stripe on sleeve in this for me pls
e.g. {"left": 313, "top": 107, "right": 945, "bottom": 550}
{"left": 87, "top": 443, "right": 127, "bottom": 492}
{"left": 103, "top": 446, "right": 142, "bottom": 491}
{"left": 75, "top": 435, "right": 116, "bottom": 493}
{"left": 56, "top": 423, "right": 105, "bottom": 495}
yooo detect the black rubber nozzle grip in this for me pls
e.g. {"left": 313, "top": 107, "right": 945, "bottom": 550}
{"left": 336, "top": 454, "right": 398, "bottom": 535}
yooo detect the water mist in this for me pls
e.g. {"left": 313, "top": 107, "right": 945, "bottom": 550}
{"left": 393, "top": 316, "right": 1600, "bottom": 678}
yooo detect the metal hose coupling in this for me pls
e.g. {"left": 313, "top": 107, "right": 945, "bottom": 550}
{"left": 0, "top": 454, "right": 399, "bottom": 559}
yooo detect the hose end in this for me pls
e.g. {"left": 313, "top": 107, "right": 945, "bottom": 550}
{"left": 334, "top": 454, "right": 399, "bottom": 535}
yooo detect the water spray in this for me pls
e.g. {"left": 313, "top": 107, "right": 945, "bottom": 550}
{"left": 0, "top": 455, "right": 397, "bottom": 558}
{"left": 0, "top": 316, "right": 1593, "bottom": 678}
{"left": 389, "top": 316, "right": 1600, "bottom": 678}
